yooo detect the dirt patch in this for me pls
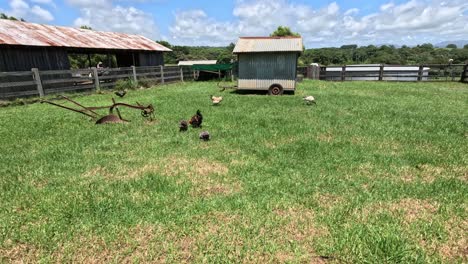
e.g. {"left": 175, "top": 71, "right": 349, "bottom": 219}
{"left": 358, "top": 163, "right": 458, "bottom": 183}
{"left": 161, "top": 156, "right": 228, "bottom": 177}
{"left": 439, "top": 218, "right": 468, "bottom": 261}
{"left": 82, "top": 166, "right": 114, "bottom": 179}
{"left": 350, "top": 136, "right": 366, "bottom": 146}
{"left": 83, "top": 156, "right": 238, "bottom": 197}
{"left": 273, "top": 206, "right": 329, "bottom": 250}
{"left": 315, "top": 193, "right": 344, "bottom": 209}
{"left": 0, "top": 242, "right": 40, "bottom": 263}
{"left": 317, "top": 133, "right": 333, "bottom": 143}
{"left": 161, "top": 156, "right": 241, "bottom": 197}
{"left": 450, "top": 166, "right": 468, "bottom": 182}
{"left": 275, "top": 251, "right": 294, "bottom": 262}
{"left": 397, "top": 164, "right": 466, "bottom": 183}
{"left": 52, "top": 225, "right": 194, "bottom": 263}
{"left": 419, "top": 217, "right": 468, "bottom": 262}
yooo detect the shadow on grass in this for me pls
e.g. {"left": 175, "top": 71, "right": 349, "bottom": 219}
{"left": 227, "top": 90, "right": 296, "bottom": 96}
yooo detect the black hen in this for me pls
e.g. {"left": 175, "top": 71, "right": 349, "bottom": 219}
{"left": 199, "top": 131, "right": 210, "bottom": 141}
{"left": 179, "top": 120, "right": 188, "bottom": 132}
{"left": 115, "top": 90, "right": 127, "bottom": 98}
{"left": 189, "top": 110, "right": 203, "bottom": 128}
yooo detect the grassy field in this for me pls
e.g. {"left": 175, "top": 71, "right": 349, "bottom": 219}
{"left": 0, "top": 80, "right": 467, "bottom": 263}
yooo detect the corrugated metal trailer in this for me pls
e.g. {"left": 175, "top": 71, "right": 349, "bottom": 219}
{"left": 233, "top": 36, "right": 303, "bottom": 95}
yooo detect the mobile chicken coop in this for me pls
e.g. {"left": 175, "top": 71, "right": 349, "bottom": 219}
{"left": 233, "top": 36, "right": 303, "bottom": 95}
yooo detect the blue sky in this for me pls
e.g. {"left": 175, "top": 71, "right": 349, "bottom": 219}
{"left": 1, "top": 0, "right": 467, "bottom": 47}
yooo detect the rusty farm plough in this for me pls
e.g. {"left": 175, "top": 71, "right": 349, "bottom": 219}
{"left": 41, "top": 95, "right": 154, "bottom": 124}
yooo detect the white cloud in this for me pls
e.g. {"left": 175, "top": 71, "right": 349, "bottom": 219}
{"left": 5, "top": 0, "right": 55, "bottom": 22}
{"left": 10, "top": 0, "right": 29, "bottom": 10}
{"left": 66, "top": 0, "right": 110, "bottom": 8}
{"left": 169, "top": 10, "right": 234, "bottom": 45}
{"left": 31, "top": 0, "right": 54, "bottom": 4}
{"left": 169, "top": 0, "right": 468, "bottom": 47}
{"left": 71, "top": 2, "right": 159, "bottom": 40}
{"left": 31, "top": 5, "right": 53, "bottom": 21}
{"left": 344, "top": 8, "right": 359, "bottom": 16}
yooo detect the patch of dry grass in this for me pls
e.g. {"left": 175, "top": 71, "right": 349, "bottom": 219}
{"left": 315, "top": 193, "right": 344, "bottom": 210}
{"left": 83, "top": 156, "right": 240, "bottom": 198}
{"left": 360, "top": 198, "right": 438, "bottom": 224}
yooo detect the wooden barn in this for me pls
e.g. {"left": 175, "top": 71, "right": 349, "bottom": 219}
{"left": 233, "top": 36, "right": 303, "bottom": 95}
{"left": 0, "top": 20, "right": 171, "bottom": 72}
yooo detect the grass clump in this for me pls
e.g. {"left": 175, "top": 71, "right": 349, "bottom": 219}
{"left": 114, "top": 78, "right": 138, "bottom": 91}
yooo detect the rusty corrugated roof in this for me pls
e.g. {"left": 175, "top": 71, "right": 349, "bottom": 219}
{"left": 233, "top": 36, "right": 303, "bottom": 53}
{"left": 0, "top": 20, "right": 171, "bottom": 52}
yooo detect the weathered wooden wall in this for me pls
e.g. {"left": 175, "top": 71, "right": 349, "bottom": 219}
{"left": 0, "top": 46, "right": 70, "bottom": 72}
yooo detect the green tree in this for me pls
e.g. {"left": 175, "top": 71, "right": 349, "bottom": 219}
{"left": 446, "top": 44, "right": 457, "bottom": 49}
{"left": 80, "top": 25, "right": 93, "bottom": 30}
{"left": 270, "top": 26, "right": 300, "bottom": 37}
{"left": 464, "top": 44, "right": 468, "bottom": 49}
{"left": 0, "top": 13, "right": 25, "bottom": 21}
{"left": 156, "top": 40, "right": 172, "bottom": 49}
{"left": 340, "top": 44, "right": 358, "bottom": 49}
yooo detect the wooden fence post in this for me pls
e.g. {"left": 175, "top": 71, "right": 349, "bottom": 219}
{"left": 307, "top": 65, "right": 320, "bottom": 79}
{"left": 417, "top": 65, "right": 424, "bottom": 81}
{"left": 319, "top": 66, "right": 327, "bottom": 80}
{"left": 341, "top": 65, "right": 346, "bottom": 81}
{"left": 460, "top": 64, "right": 467, "bottom": 83}
{"left": 160, "top": 65, "right": 165, "bottom": 84}
{"left": 379, "top": 64, "right": 384, "bottom": 81}
{"left": 180, "top": 67, "right": 184, "bottom": 82}
{"left": 31, "top": 68, "right": 44, "bottom": 97}
{"left": 92, "top": 67, "right": 100, "bottom": 92}
{"left": 131, "top": 66, "right": 138, "bottom": 83}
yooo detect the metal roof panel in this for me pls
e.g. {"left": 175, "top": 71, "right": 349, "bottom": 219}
{"left": 0, "top": 20, "right": 172, "bottom": 52}
{"left": 233, "top": 37, "right": 303, "bottom": 53}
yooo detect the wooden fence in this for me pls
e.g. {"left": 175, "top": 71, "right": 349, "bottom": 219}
{"left": 299, "top": 64, "right": 468, "bottom": 82}
{"left": 0, "top": 65, "right": 194, "bottom": 99}
{"left": 462, "top": 64, "right": 468, "bottom": 83}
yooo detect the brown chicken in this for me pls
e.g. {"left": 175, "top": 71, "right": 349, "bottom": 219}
{"left": 189, "top": 110, "right": 203, "bottom": 128}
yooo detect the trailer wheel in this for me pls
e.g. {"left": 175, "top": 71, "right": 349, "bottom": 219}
{"left": 268, "top": 84, "right": 283, "bottom": 95}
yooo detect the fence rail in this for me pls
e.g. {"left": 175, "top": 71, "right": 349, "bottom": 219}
{"left": 0, "top": 65, "right": 194, "bottom": 99}
{"left": 461, "top": 64, "right": 468, "bottom": 83}
{"left": 299, "top": 64, "right": 468, "bottom": 83}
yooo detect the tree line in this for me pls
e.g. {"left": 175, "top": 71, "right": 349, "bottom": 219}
{"left": 156, "top": 41, "right": 468, "bottom": 66}
{"left": 158, "top": 26, "right": 468, "bottom": 66}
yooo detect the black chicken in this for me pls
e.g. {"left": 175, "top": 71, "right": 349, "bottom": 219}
{"left": 189, "top": 110, "right": 203, "bottom": 128}
{"left": 115, "top": 90, "right": 127, "bottom": 98}
{"left": 179, "top": 120, "right": 188, "bottom": 132}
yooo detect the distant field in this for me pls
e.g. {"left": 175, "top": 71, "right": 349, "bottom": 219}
{"left": 0, "top": 80, "right": 467, "bottom": 263}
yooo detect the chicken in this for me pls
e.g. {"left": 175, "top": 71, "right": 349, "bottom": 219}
{"left": 189, "top": 110, "right": 203, "bottom": 128}
{"left": 115, "top": 89, "right": 127, "bottom": 98}
{"left": 210, "top": 95, "right": 223, "bottom": 105}
{"left": 179, "top": 120, "right": 188, "bottom": 132}
{"left": 303, "top": 95, "right": 316, "bottom": 105}
{"left": 199, "top": 131, "right": 210, "bottom": 141}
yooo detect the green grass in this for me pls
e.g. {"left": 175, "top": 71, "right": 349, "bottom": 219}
{"left": 0, "top": 80, "right": 467, "bottom": 263}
